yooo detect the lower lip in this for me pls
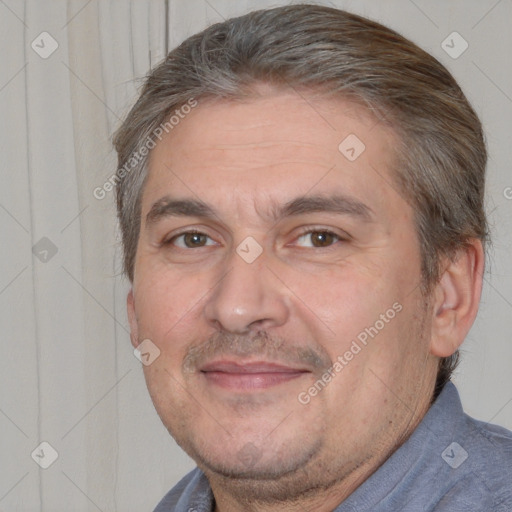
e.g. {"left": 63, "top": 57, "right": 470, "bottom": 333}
{"left": 201, "top": 371, "right": 307, "bottom": 390}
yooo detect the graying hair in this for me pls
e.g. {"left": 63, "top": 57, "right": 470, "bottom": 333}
{"left": 112, "top": 4, "right": 488, "bottom": 392}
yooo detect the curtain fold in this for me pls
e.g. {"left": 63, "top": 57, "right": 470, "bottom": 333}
{"left": 1, "top": 1, "right": 171, "bottom": 510}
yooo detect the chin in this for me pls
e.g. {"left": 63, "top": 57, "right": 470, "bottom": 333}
{"left": 196, "top": 441, "right": 346, "bottom": 505}
{"left": 174, "top": 424, "right": 323, "bottom": 479}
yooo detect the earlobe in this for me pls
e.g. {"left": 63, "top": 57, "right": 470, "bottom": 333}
{"left": 127, "top": 289, "right": 140, "bottom": 349}
{"left": 430, "top": 240, "right": 484, "bottom": 358}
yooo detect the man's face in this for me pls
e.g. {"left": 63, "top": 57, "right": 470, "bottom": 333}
{"left": 128, "top": 90, "right": 438, "bottom": 499}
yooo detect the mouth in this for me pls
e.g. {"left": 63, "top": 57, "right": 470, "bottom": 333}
{"left": 199, "top": 360, "right": 311, "bottom": 391}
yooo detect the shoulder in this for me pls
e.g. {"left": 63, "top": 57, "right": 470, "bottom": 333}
{"left": 452, "top": 412, "right": 512, "bottom": 510}
{"left": 389, "top": 383, "right": 512, "bottom": 512}
{"left": 153, "top": 468, "right": 213, "bottom": 512}
{"left": 429, "top": 384, "right": 512, "bottom": 511}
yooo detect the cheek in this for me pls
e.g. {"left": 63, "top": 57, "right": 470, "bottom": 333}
{"left": 141, "top": 362, "right": 195, "bottom": 433}
{"left": 286, "top": 261, "right": 400, "bottom": 342}
{"left": 133, "top": 264, "right": 207, "bottom": 347}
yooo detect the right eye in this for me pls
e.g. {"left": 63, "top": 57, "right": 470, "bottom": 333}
{"left": 165, "top": 231, "right": 217, "bottom": 249}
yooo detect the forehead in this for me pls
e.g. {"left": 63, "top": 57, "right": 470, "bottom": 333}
{"left": 143, "top": 90, "right": 402, "bottom": 221}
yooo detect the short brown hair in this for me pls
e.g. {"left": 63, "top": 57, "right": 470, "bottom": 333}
{"left": 113, "top": 4, "right": 488, "bottom": 390}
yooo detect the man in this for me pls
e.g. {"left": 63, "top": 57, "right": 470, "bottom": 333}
{"left": 113, "top": 5, "right": 512, "bottom": 511}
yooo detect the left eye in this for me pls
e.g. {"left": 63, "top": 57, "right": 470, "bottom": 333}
{"left": 295, "top": 230, "right": 341, "bottom": 248}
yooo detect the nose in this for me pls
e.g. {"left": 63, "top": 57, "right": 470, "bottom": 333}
{"left": 203, "top": 244, "right": 290, "bottom": 334}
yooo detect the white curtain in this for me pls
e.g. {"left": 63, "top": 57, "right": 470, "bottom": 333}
{"left": 0, "top": 1, "right": 180, "bottom": 510}
{"left": 1, "top": 1, "right": 511, "bottom": 511}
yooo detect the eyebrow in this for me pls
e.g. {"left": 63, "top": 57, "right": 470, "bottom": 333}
{"left": 145, "top": 194, "right": 375, "bottom": 227}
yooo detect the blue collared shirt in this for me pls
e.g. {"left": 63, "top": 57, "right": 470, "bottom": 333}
{"left": 153, "top": 382, "right": 512, "bottom": 511}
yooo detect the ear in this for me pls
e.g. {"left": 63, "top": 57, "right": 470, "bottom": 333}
{"left": 430, "top": 239, "right": 484, "bottom": 358}
{"left": 127, "top": 289, "right": 140, "bottom": 349}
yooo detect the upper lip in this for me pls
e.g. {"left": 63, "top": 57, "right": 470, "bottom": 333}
{"left": 199, "top": 360, "right": 310, "bottom": 374}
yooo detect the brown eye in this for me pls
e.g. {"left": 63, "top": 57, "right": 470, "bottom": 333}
{"left": 296, "top": 230, "right": 340, "bottom": 248}
{"left": 311, "top": 231, "right": 337, "bottom": 247}
{"left": 170, "top": 232, "right": 214, "bottom": 248}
